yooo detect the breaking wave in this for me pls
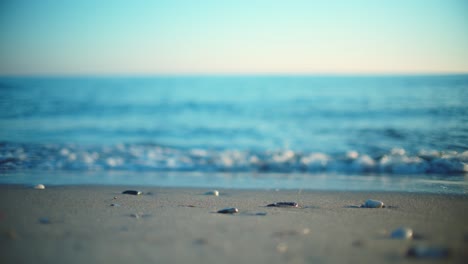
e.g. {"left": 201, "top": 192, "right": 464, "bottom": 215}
{"left": 1, "top": 142, "right": 466, "bottom": 175}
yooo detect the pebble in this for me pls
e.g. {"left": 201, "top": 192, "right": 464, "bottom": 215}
{"left": 217, "top": 208, "right": 239, "bottom": 214}
{"left": 34, "top": 184, "right": 45, "bottom": 190}
{"left": 267, "top": 202, "right": 299, "bottom": 208}
{"left": 406, "top": 245, "right": 450, "bottom": 259}
{"left": 122, "top": 190, "right": 142, "bottom": 195}
{"left": 38, "top": 217, "right": 50, "bottom": 224}
{"left": 110, "top": 203, "right": 121, "bottom": 207}
{"left": 391, "top": 227, "right": 413, "bottom": 239}
{"left": 361, "top": 199, "right": 385, "bottom": 208}
{"left": 205, "top": 190, "right": 219, "bottom": 196}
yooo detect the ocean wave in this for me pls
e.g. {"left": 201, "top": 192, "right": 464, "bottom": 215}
{"left": 0, "top": 142, "right": 466, "bottom": 175}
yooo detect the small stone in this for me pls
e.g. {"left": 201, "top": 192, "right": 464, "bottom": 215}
{"left": 122, "top": 190, "right": 142, "bottom": 195}
{"left": 267, "top": 202, "right": 299, "bottom": 208}
{"left": 361, "top": 199, "right": 385, "bottom": 208}
{"left": 406, "top": 245, "right": 450, "bottom": 259}
{"left": 390, "top": 227, "right": 413, "bottom": 240}
{"left": 113, "top": 196, "right": 117, "bottom": 200}
{"left": 110, "top": 203, "right": 121, "bottom": 207}
{"left": 38, "top": 217, "right": 50, "bottom": 224}
{"left": 34, "top": 184, "right": 45, "bottom": 190}
{"left": 217, "top": 208, "right": 239, "bottom": 214}
{"left": 205, "top": 190, "right": 219, "bottom": 196}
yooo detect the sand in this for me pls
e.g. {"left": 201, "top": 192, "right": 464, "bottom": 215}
{"left": 0, "top": 185, "right": 467, "bottom": 264}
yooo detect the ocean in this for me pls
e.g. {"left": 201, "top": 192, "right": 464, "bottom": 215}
{"left": 0, "top": 75, "right": 467, "bottom": 193}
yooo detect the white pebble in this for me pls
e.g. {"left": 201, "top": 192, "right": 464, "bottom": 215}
{"left": 34, "top": 184, "right": 45, "bottom": 190}
{"left": 205, "top": 190, "right": 219, "bottom": 196}
{"left": 391, "top": 227, "right": 413, "bottom": 239}
{"left": 362, "top": 199, "right": 384, "bottom": 208}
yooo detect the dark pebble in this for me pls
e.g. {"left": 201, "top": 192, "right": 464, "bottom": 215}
{"left": 267, "top": 202, "right": 299, "bottom": 208}
{"left": 217, "top": 208, "right": 239, "bottom": 214}
{"left": 38, "top": 217, "right": 50, "bottom": 224}
{"left": 406, "top": 245, "right": 450, "bottom": 259}
{"left": 110, "top": 203, "right": 121, "bottom": 207}
{"left": 122, "top": 190, "right": 142, "bottom": 195}
{"left": 193, "top": 238, "right": 208, "bottom": 245}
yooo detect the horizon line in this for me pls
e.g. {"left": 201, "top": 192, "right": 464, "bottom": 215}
{"left": 1, "top": 71, "right": 468, "bottom": 78}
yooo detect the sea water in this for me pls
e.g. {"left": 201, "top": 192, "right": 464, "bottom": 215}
{"left": 0, "top": 75, "right": 467, "bottom": 193}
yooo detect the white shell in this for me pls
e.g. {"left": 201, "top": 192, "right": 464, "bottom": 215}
{"left": 362, "top": 199, "right": 384, "bottom": 208}
{"left": 391, "top": 227, "right": 413, "bottom": 239}
{"left": 205, "top": 190, "right": 219, "bottom": 196}
{"left": 34, "top": 184, "right": 45, "bottom": 190}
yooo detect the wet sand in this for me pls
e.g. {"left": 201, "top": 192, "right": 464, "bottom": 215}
{"left": 0, "top": 185, "right": 467, "bottom": 264}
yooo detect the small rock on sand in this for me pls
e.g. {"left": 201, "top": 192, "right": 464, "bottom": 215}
{"left": 390, "top": 227, "right": 413, "bottom": 240}
{"left": 217, "top": 208, "right": 239, "bottom": 214}
{"left": 406, "top": 245, "right": 450, "bottom": 259}
{"left": 267, "top": 202, "right": 299, "bottom": 208}
{"left": 361, "top": 199, "right": 385, "bottom": 208}
{"left": 38, "top": 217, "right": 50, "bottom": 224}
{"left": 205, "top": 190, "right": 219, "bottom": 196}
{"left": 34, "top": 184, "right": 45, "bottom": 190}
{"left": 122, "top": 190, "right": 142, "bottom": 195}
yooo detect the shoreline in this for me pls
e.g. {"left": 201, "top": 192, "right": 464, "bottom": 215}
{"left": 1, "top": 185, "right": 467, "bottom": 263}
{"left": 1, "top": 170, "right": 466, "bottom": 194}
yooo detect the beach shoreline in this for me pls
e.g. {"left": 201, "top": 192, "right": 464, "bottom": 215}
{"left": 0, "top": 184, "right": 467, "bottom": 263}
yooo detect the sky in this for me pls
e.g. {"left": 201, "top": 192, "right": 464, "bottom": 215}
{"left": 0, "top": 0, "right": 467, "bottom": 75}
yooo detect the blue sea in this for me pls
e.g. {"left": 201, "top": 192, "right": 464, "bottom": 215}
{"left": 0, "top": 75, "right": 467, "bottom": 193}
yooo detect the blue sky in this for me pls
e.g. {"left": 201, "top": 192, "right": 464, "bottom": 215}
{"left": 0, "top": 0, "right": 467, "bottom": 75}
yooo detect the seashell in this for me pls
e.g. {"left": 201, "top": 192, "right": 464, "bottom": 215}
{"left": 267, "top": 202, "right": 299, "bottom": 208}
{"left": 406, "top": 245, "right": 450, "bottom": 259}
{"left": 361, "top": 199, "right": 385, "bottom": 208}
{"left": 205, "top": 190, "right": 219, "bottom": 196}
{"left": 34, "top": 184, "right": 45, "bottom": 190}
{"left": 122, "top": 190, "right": 142, "bottom": 195}
{"left": 391, "top": 227, "right": 413, "bottom": 239}
{"left": 217, "top": 207, "right": 239, "bottom": 214}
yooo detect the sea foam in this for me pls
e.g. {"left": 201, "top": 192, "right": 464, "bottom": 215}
{"left": 0, "top": 143, "right": 466, "bottom": 175}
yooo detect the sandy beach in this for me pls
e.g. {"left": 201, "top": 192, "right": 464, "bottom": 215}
{"left": 0, "top": 185, "right": 467, "bottom": 264}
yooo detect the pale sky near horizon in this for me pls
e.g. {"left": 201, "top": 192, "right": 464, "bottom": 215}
{"left": 0, "top": 0, "right": 467, "bottom": 75}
